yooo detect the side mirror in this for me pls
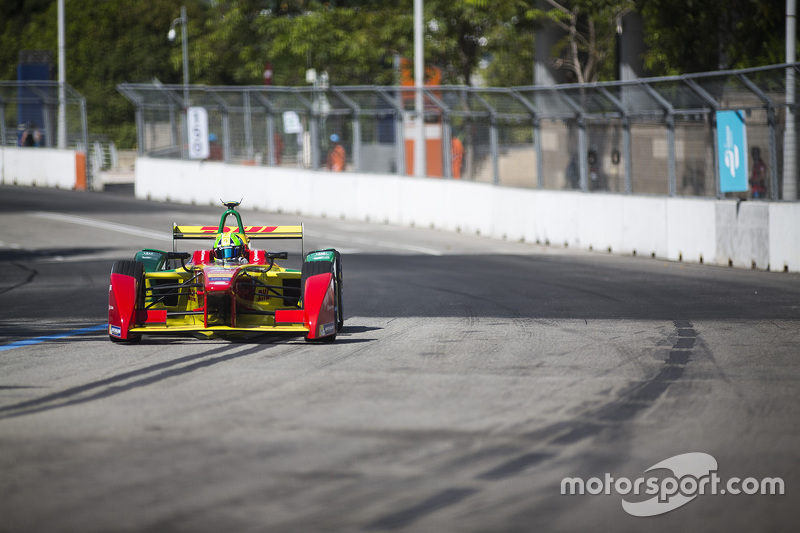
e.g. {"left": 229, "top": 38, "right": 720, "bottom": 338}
{"left": 166, "top": 251, "right": 191, "bottom": 270}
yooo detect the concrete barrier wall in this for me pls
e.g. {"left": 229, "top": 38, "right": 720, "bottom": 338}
{"left": 0, "top": 147, "right": 80, "bottom": 189}
{"left": 132, "top": 157, "right": 797, "bottom": 273}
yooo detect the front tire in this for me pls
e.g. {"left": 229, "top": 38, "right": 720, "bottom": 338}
{"left": 301, "top": 249, "right": 343, "bottom": 341}
{"left": 109, "top": 260, "right": 144, "bottom": 343}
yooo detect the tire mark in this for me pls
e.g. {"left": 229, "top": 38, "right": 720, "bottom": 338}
{"left": 476, "top": 320, "right": 697, "bottom": 475}
{"left": 367, "top": 488, "right": 479, "bottom": 531}
{"left": 367, "top": 322, "right": 698, "bottom": 528}
{"left": 0, "top": 343, "right": 269, "bottom": 420}
{"left": 0, "top": 262, "right": 38, "bottom": 296}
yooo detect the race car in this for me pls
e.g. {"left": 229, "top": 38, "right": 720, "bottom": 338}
{"left": 108, "top": 200, "right": 343, "bottom": 343}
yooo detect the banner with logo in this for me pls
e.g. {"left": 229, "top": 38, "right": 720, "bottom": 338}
{"left": 187, "top": 107, "right": 209, "bottom": 160}
{"left": 716, "top": 110, "right": 748, "bottom": 193}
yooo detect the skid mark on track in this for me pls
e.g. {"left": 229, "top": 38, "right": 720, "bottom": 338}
{"left": 0, "top": 343, "right": 270, "bottom": 420}
{"left": 366, "top": 321, "right": 699, "bottom": 530}
{"left": 477, "top": 320, "right": 698, "bottom": 475}
{"left": 367, "top": 488, "right": 479, "bottom": 530}
{"left": 0, "top": 263, "right": 38, "bottom": 296}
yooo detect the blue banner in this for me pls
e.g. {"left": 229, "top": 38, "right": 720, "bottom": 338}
{"left": 717, "top": 110, "right": 748, "bottom": 193}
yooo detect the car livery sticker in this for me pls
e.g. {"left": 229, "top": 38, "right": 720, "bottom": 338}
{"left": 109, "top": 325, "right": 122, "bottom": 337}
{"left": 307, "top": 251, "right": 335, "bottom": 262}
{"left": 197, "top": 226, "right": 279, "bottom": 234}
{"left": 319, "top": 322, "right": 336, "bottom": 337}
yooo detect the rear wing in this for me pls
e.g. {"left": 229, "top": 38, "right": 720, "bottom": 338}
{"left": 172, "top": 224, "right": 304, "bottom": 256}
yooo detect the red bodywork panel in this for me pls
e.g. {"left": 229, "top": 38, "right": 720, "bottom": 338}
{"left": 108, "top": 273, "right": 138, "bottom": 339}
{"left": 300, "top": 273, "right": 336, "bottom": 339}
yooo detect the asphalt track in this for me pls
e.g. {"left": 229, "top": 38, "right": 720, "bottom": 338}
{"left": 0, "top": 184, "right": 798, "bottom": 532}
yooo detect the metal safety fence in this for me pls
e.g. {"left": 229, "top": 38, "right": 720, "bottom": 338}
{"left": 0, "top": 81, "right": 88, "bottom": 151}
{"left": 119, "top": 63, "right": 800, "bottom": 200}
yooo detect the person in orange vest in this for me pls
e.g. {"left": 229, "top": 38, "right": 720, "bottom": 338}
{"left": 326, "top": 134, "right": 346, "bottom": 172}
{"left": 451, "top": 135, "right": 464, "bottom": 179}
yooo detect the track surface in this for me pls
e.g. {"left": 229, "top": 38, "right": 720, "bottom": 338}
{"left": 0, "top": 184, "right": 798, "bottom": 532}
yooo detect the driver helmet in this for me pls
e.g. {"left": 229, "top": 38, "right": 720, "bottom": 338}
{"left": 213, "top": 231, "right": 248, "bottom": 262}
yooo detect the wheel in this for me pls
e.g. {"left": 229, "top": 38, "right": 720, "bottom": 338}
{"left": 109, "top": 260, "right": 145, "bottom": 343}
{"left": 301, "top": 249, "right": 343, "bottom": 340}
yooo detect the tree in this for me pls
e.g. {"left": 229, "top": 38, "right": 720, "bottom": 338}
{"left": 635, "top": 0, "right": 786, "bottom": 75}
{"left": 1, "top": 0, "right": 203, "bottom": 147}
{"left": 251, "top": 0, "right": 534, "bottom": 87}
{"left": 526, "top": 0, "right": 634, "bottom": 83}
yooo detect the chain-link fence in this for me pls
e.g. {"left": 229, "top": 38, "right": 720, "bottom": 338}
{"left": 0, "top": 81, "right": 88, "bottom": 150}
{"left": 119, "top": 63, "right": 800, "bottom": 200}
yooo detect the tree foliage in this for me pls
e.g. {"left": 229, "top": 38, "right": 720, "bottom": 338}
{"left": 525, "top": 0, "right": 634, "bottom": 83}
{"left": 0, "top": 0, "right": 788, "bottom": 148}
{"left": 636, "top": 0, "right": 786, "bottom": 75}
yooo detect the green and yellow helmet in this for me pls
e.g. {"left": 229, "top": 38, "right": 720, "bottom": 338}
{"left": 213, "top": 231, "right": 248, "bottom": 261}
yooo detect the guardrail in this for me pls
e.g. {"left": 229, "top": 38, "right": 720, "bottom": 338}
{"left": 134, "top": 157, "right": 800, "bottom": 273}
{"left": 119, "top": 63, "right": 800, "bottom": 200}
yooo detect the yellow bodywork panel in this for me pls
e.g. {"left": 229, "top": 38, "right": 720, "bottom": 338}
{"left": 137, "top": 263, "right": 304, "bottom": 335}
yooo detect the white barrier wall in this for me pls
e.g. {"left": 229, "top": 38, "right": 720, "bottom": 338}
{"left": 134, "top": 157, "right": 800, "bottom": 272}
{"left": 0, "top": 146, "right": 82, "bottom": 189}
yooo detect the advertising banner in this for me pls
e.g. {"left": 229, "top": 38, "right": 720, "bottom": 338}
{"left": 188, "top": 107, "right": 209, "bottom": 160}
{"left": 717, "top": 110, "right": 748, "bottom": 193}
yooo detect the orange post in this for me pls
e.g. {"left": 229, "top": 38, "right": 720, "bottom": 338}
{"left": 74, "top": 151, "right": 87, "bottom": 190}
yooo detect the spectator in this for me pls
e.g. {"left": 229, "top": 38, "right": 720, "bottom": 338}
{"left": 20, "top": 123, "right": 41, "bottom": 147}
{"left": 750, "top": 146, "right": 767, "bottom": 199}
{"left": 326, "top": 134, "right": 346, "bottom": 172}
{"left": 451, "top": 135, "right": 464, "bottom": 179}
{"left": 274, "top": 133, "right": 284, "bottom": 165}
{"left": 207, "top": 133, "right": 223, "bottom": 161}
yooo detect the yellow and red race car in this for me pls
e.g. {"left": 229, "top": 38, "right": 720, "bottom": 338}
{"left": 108, "top": 201, "right": 343, "bottom": 343}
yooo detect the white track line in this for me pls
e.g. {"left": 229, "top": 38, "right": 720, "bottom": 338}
{"left": 30, "top": 212, "right": 173, "bottom": 241}
{"left": 29, "top": 212, "right": 444, "bottom": 255}
{"left": 304, "top": 230, "right": 444, "bottom": 256}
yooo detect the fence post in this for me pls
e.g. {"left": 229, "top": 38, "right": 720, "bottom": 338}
{"left": 666, "top": 113, "right": 676, "bottom": 197}
{"left": 180, "top": 109, "right": 188, "bottom": 160}
{"left": 490, "top": 113, "right": 500, "bottom": 185}
{"left": 712, "top": 113, "right": 721, "bottom": 199}
{"left": 243, "top": 91, "right": 254, "bottom": 161}
{"left": 42, "top": 97, "right": 53, "bottom": 148}
{"left": 352, "top": 110, "right": 361, "bottom": 172}
{"left": 396, "top": 110, "right": 406, "bottom": 176}
{"left": 266, "top": 112, "right": 276, "bottom": 166}
{"left": 578, "top": 116, "right": 588, "bottom": 192}
{"left": 169, "top": 105, "right": 178, "bottom": 155}
{"left": 534, "top": 118, "right": 543, "bottom": 189}
{"left": 442, "top": 113, "right": 452, "bottom": 178}
{"left": 767, "top": 106, "right": 780, "bottom": 200}
{"left": 0, "top": 102, "right": 6, "bottom": 146}
{"left": 222, "top": 110, "right": 231, "bottom": 164}
{"left": 136, "top": 107, "right": 145, "bottom": 155}
{"left": 310, "top": 113, "right": 319, "bottom": 170}
{"left": 623, "top": 117, "right": 633, "bottom": 194}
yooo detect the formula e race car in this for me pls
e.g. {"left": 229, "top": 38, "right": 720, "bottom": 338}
{"left": 108, "top": 201, "right": 343, "bottom": 343}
